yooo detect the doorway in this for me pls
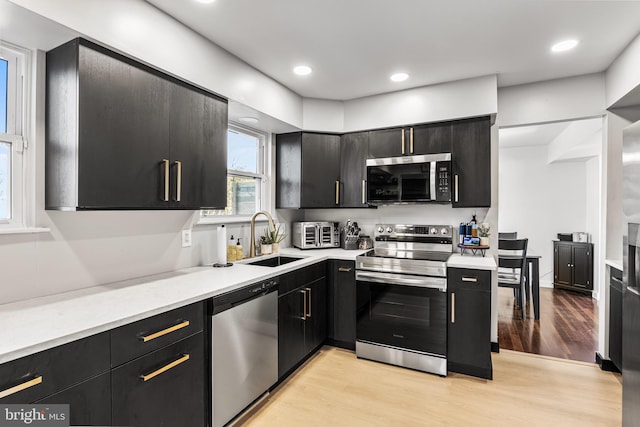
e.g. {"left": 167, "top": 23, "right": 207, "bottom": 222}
{"left": 497, "top": 117, "right": 603, "bottom": 362}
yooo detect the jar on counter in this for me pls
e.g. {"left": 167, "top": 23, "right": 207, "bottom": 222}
{"left": 357, "top": 235, "right": 373, "bottom": 250}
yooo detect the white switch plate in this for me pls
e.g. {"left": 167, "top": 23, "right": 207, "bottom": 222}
{"left": 182, "top": 229, "right": 192, "bottom": 248}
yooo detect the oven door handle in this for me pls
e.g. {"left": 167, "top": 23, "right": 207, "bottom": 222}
{"left": 356, "top": 271, "right": 446, "bottom": 291}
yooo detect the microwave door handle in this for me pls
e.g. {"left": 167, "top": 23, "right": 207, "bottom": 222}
{"left": 315, "top": 225, "right": 320, "bottom": 247}
{"left": 430, "top": 161, "right": 437, "bottom": 201}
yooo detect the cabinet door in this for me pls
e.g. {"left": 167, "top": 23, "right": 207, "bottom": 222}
{"left": 451, "top": 117, "right": 491, "bottom": 208}
{"left": 447, "top": 268, "right": 492, "bottom": 379}
{"left": 571, "top": 244, "right": 593, "bottom": 290}
{"left": 169, "top": 83, "right": 227, "bottom": 209}
{"left": 340, "top": 132, "right": 368, "bottom": 207}
{"left": 77, "top": 43, "right": 171, "bottom": 209}
{"left": 610, "top": 270, "right": 623, "bottom": 370}
{"left": 305, "top": 277, "right": 328, "bottom": 353}
{"left": 278, "top": 289, "right": 307, "bottom": 378}
{"left": 412, "top": 122, "right": 452, "bottom": 155}
{"left": 112, "top": 333, "right": 205, "bottom": 427}
{"left": 36, "top": 372, "right": 111, "bottom": 426}
{"left": 329, "top": 260, "right": 356, "bottom": 347}
{"left": 554, "top": 242, "right": 573, "bottom": 287}
{"left": 368, "top": 128, "right": 404, "bottom": 158}
{"left": 301, "top": 133, "right": 341, "bottom": 208}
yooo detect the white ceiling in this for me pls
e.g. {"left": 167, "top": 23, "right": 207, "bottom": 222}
{"left": 145, "top": 0, "right": 640, "bottom": 101}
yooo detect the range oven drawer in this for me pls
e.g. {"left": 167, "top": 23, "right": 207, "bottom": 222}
{"left": 356, "top": 276, "right": 447, "bottom": 357}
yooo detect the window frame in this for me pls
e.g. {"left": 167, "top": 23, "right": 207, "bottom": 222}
{"left": 0, "top": 41, "right": 27, "bottom": 228}
{"left": 199, "top": 122, "right": 271, "bottom": 223}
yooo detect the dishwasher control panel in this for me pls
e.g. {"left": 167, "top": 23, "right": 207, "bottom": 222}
{"left": 210, "top": 277, "right": 279, "bottom": 315}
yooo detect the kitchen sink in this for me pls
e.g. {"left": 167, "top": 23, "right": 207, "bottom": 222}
{"left": 245, "top": 256, "right": 305, "bottom": 267}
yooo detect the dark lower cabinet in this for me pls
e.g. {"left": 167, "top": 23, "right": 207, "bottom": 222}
{"left": 278, "top": 262, "right": 328, "bottom": 378}
{"left": 112, "top": 333, "right": 205, "bottom": 427}
{"left": 328, "top": 260, "right": 356, "bottom": 349}
{"left": 447, "top": 267, "right": 492, "bottom": 379}
{"left": 451, "top": 116, "right": 491, "bottom": 208}
{"left": 553, "top": 241, "right": 594, "bottom": 293}
{"left": 610, "top": 267, "right": 623, "bottom": 371}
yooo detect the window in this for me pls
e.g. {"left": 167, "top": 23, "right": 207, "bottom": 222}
{"left": 201, "top": 124, "right": 268, "bottom": 219}
{"left": 0, "top": 42, "right": 26, "bottom": 226}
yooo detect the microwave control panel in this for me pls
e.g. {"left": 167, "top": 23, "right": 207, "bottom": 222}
{"left": 436, "top": 162, "right": 451, "bottom": 202}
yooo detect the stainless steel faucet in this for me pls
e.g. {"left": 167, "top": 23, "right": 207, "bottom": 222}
{"left": 249, "top": 211, "right": 276, "bottom": 258}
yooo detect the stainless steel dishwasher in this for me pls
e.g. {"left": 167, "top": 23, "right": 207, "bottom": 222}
{"left": 209, "top": 277, "right": 278, "bottom": 427}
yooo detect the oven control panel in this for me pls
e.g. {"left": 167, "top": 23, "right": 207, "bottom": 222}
{"left": 374, "top": 224, "right": 452, "bottom": 240}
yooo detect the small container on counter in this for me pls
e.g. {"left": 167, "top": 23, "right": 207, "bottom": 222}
{"left": 357, "top": 235, "right": 373, "bottom": 250}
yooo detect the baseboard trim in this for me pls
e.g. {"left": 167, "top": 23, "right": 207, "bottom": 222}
{"left": 491, "top": 341, "right": 500, "bottom": 353}
{"left": 595, "top": 352, "right": 621, "bottom": 373}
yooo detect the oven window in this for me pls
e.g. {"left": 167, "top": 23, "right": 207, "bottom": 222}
{"left": 371, "top": 288, "right": 430, "bottom": 327}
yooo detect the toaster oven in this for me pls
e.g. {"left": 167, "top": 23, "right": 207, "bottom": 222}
{"left": 292, "top": 222, "right": 339, "bottom": 249}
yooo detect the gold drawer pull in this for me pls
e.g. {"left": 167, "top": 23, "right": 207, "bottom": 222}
{"left": 140, "top": 354, "right": 190, "bottom": 382}
{"left": 141, "top": 320, "right": 190, "bottom": 343}
{"left": 0, "top": 375, "right": 43, "bottom": 399}
{"left": 462, "top": 277, "right": 478, "bottom": 283}
{"left": 338, "top": 267, "right": 352, "bottom": 272}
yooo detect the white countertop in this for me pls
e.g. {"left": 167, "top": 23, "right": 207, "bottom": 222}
{"left": 0, "top": 248, "right": 367, "bottom": 364}
{"left": 605, "top": 258, "right": 623, "bottom": 271}
{"left": 1, "top": 246, "right": 498, "bottom": 364}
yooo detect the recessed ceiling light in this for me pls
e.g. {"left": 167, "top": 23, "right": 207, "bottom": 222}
{"left": 239, "top": 117, "right": 259, "bottom": 124}
{"left": 293, "top": 65, "right": 312, "bottom": 76}
{"left": 390, "top": 73, "right": 409, "bottom": 82}
{"left": 551, "top": 39, "right": 579, "bottom": 53}
{"left": 194, "top": 0, "right": 216, "bottom": 3}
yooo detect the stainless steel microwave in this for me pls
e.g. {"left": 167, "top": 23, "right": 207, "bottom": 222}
{"left": 292, "top": 222, "right": 339, "bottom": 249}
{"left": 366, "top": 153, "right": 451, "bottom": 205}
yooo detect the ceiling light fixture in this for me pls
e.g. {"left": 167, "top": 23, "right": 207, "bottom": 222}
{"left": 390, "top": 72, "right": 409, "bottom": 82}
{"left": 194, "top": 0, "right": 216, "bottom": 4}
{"left": 551, "top": 39, "right": 579, "bottom": 53}
{"left": 293, "top": 65, "right": 312, "bottom": 76}
{"left": 239, "top": 117, "right": 259, "bottom": 124}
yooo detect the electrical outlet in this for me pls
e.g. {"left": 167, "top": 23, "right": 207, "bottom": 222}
{"left": 182, "top": 229, "right": 192, "bottom": 248}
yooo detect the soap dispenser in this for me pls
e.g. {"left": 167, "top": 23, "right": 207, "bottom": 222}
{"left": 236, "top": 238, "right": 243, "bottom": 260}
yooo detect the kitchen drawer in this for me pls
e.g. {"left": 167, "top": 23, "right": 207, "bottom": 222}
{"left": 279, "top": 261, "right": 327, "bottom": 295}
{"left": 448, "top": 268, "right": 491, "bottom": 291}
{"left": 0, "top": 332, "right": 110, "bottom": 404}
{"left": 111, "top": 302, "right": 204, "bottom": 367}
{"left": 112, "top": 333, "right": 205, "bottom": 427}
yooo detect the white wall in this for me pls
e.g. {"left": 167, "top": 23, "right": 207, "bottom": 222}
{"left": 497, "top": 73, "right": 605, "bottom": 127}
{"left": 606, "top": 32, "right": 640, "bottom": 108}
{"left": 302, "top": 99, "right": 344, "bottom": 133}
{"left": 499, "top": 145, "right": 588, "bottom": 287}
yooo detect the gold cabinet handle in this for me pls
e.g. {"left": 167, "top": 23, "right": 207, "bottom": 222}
{"left": 454, "top": 174, "right": 459, "bottom": 203}
{"left": 362, "top": 180, "right": 366, "bottom": 204}
{"left": 161, "top": 159, "right": 170, "bottom": 202}
{"left": 335, "top": 180, "right": 340, "bottom": 205}
{"left": 301, "top": 289, "right": 307, "bottom": 321}
{"left": 140, "top": 354, "right": 189, "bottom": 382}
{"left": 140, "top": 320, "right": 190, "bottom": 343}
{"left": 338, "top": 267, "right": 352, "bottom": 272}
{"left": 306, "top": 287, "right": 312, "bottom": 318}
{"left": 401, "top": 129, "right": 405, "bottom": 154}
{"left": 451, "top": 293, "right": 456, "bottom": 323}
{"left": 0, "top": 376, "right": 43, "bottom": 399}
{"left": 462, "top": 276, "right": 478, "bottom": 283}
{"left": 410, "top": 127, "right": 414, "bottom": 153}
{"left": 174, "top": 160, "right": 182, "bottom": 202}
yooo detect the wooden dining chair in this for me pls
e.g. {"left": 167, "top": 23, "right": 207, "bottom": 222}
{"left": 498, "top": 238, "right": 528, "bottom": 320}
{"left": 498, "top": 232, "right": 518, "bottom": 239}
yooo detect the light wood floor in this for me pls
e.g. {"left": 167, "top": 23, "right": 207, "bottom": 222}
{"left": 240, "top": 346, "right": 621, "bottom": 427}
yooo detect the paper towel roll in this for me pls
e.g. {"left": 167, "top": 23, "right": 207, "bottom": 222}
{"left": 216, "top": 225, "right": 227, "bottom": 265}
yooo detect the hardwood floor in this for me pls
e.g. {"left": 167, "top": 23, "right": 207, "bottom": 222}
{"left": 240, "top": 347, "right": 621, "bottom": 427}
{"left": 498, "top": 287, "right": 598, "bottom": 362}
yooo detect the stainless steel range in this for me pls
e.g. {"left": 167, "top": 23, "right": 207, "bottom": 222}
{"left": 355, "top": 224, "right": 453, "bottom": 376}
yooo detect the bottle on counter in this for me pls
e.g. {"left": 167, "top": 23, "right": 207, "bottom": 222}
{"left": 227, "top": 235, "right": 237, "bottom": 262}
{"left": 236, "top": 238, "right": 243, "bottom": 260}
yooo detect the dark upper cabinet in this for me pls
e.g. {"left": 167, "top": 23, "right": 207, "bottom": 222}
{"left": 276, "top": 132, "right": 341, "bottom": 208}
{"left": 340, "top": 132, "right": 369, "bottom": 208}
{"left": 451, "top": 116, "right": 491, "bottom": 208}
{"left": 368, "top": 122, "right": 451, "bottom": 158}
{"left": 447, "top": 267, "right": 492, "bottom": 380}
{"left": 46, "top": 38, "right": 227, "bottom": 210}
{"left": 553, "top": 241, "right": 594, "bottom": 293}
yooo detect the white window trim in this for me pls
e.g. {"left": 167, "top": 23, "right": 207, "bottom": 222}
{"left": 198, "top": 122, "right": 272, "bottom": 224}
{"left": 0, "top": 40, "right": 45, "bottom": 233}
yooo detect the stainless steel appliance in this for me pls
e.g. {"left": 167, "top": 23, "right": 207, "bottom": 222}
{"left": 366, "top": 153, "right": 451, "bottom": 205}
{"left": 355, "top": 224, "right": 453, "bottom": 376}
{"left": 209, "top": 277, "right": 278, "bottom": 427}
{"left": 292, "top": 221, "right": 339, "bottom": 249}
{"left": 623, "top": 120, "right": 640, "bottom": 425}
